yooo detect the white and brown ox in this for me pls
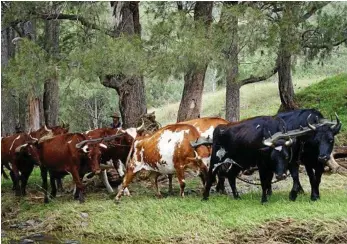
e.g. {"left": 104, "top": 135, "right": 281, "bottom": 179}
{"left": 115, "top": 124, "right": 211, "bottom": 201}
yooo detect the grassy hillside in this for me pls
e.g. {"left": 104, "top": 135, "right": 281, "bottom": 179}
{"left": 296, "top": 73, "right": 347, "bottom": 145}
{"left": 151, "top": 76, "right": 324, "bottom": 126}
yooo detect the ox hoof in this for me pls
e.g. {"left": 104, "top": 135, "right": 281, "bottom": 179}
{"left": 311, "top": 195, "right": 320, "bottom": 201}
{"left": 261, "top": 199, "right": 268, "bottom": 204}
{"left": 289, "top": 191, "right": 298, "bottom": 201}
{"left": 201, "top": 197, "right": 209, "bottom": 201}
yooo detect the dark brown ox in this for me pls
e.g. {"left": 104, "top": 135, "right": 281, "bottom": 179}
{"left": 115, "top": 124, "right": 211, "bottom": 201}
{"left": 22, "top": 133, "right": 106, "bottom": 203}
{"left": 84, "top": 127, "right": 135, "bottom": 193}
{"left": 1, "top": 125, "right": 69, "bottom": 195}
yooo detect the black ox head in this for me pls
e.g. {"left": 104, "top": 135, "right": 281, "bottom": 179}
{"left": 263, "top": 136, "right": 294, "bottom": 180}
{"left": 307, "top": 113, "right": 342, "bottom": 163}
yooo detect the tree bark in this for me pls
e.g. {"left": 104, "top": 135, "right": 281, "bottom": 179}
{"left": 102, "top": 2, "right": 146, "bottom": 128}
{"left": 43, "top": 4, "right": 60, "bottom": 127}
{"left": 177, "top": 2, "right": 213, "bottom": 122}
{"left": 1, "top": 27, "right": 17, "bottom": 136}
{"left": 29, "top": 95, "right": 41, "bottom": 131}
{"left": 225, "top": 3, "right": 239, "bottom": 122}
{"left": 277, "top": 4, "right": 299, "bottom": 112}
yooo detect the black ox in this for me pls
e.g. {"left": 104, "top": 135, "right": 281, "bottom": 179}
{"left": 277, "top": 109, "right": 341, "bottom": 201}
{"left": 202, "top": 116, "right": 298, "bottom": 203}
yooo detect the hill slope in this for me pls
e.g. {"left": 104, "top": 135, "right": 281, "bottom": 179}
{"left": 296, "top": 73, "right": 347, "bottom": 145}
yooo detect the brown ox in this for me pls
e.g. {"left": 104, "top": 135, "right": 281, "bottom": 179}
{"left": 83, "top": 124, "right": 145, "bottom": 193}
{"left": 115, "top": 124, "right": 210, "bottom": 201}
{"left": 1, "top": 125, "right": 69, "bottom": 195}
{"left": 22, "top": 133, "right": 106, "bottom": 203}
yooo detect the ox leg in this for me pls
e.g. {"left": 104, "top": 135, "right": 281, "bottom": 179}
{"left": 266, "top": 172, "right": 273, "bottom": 196}
{"left": 306, "top": 163, "right": 324, "bottom": 201}
{"left": 40, "top": 166, "right": 49, "bottom": 203}
{"left": 175, "top": 169, "right": 186, "bottom": 197}
{"left": 11, "top": 163, "right": 21, "bottom": 197}
{"left": 20, "top": 165, "right": 34, "bottom": 196}
{"left": 227, "top": 168, "right": 241, "bottom": 199}
{"left": 289, "top": 163, "right": 303, "bottom": 201}
{"left": 314, "top": 165, "right": 324, "bottom": 200}
{"left": 259, "top": 166, "right": 273, "bottom": 204}
{"left": 70, "top": 168, "right": 85, "bottom": 203}
{"left": 216, "top": 174, "right": 226, "bottom": 194}
{"left": 168, "top": 174, "right": 173, "bottom": 195}
{"left": 150, "top": 172, "right": 162, "bottom": 198}
{"left": 49, "top": 171, "right": 57, "bottom": 199}
{"left": 115, "top": 170, "right": 136, "bottom": 201}
{"left": 56, "top": 178, "right": 64, "bottom": 193}
{"left": 202, "top": 167, "right": 218, "bottom": 200}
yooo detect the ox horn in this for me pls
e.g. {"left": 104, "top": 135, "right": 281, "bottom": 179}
{"left": 331, "top": 112, "right": 341, "bottom": 129}
{"left": 29, "top": 133, "right": 38, "bottom": 142}
{"left": 136, "top": 119, "right": 145, "bottom": 131}
{"left": 75, "top": 138, "right": 103, "bottom": 149}
{"left": 44, "top": 125, "right": 52, "bottom": 132}
{"left": 285, "top": 137, "right": 293, "bottom": 146}
{"left": 307, "top": 114, "right": 317, "bottom": 131}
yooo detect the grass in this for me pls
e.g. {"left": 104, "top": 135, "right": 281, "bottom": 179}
{"left": 2, "top": 167, "right": 347, "bottom": 243}
{"left": 296, "top": 73, "right": 347, "bottom": 145}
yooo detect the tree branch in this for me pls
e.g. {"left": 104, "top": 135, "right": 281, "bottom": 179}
{"left": 39, "top": 13, "right": 117, "bottom": 38}
{"left": 302, "top": 38, "right": 347, "bottom": 49}
{"left": 240, "top": 63, "right": 279, "bottom": 86}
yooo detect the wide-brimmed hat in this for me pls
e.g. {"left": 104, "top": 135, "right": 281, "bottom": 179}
{"left": 110, "top": 112, "right": 121, "bottom": 118}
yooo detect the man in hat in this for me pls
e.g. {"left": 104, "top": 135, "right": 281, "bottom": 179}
{"left": 110, "top": 112, "right": 122, "bottom": 129}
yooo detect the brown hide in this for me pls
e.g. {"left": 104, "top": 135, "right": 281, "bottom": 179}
{"left": 116, "top": 124, "right": 210, "bottom": 200}
{"left": 178, "top": 117, "right": 229, "bottom": 135}
{"left": 85, "top": 128, "right": 133, "bottom": 166}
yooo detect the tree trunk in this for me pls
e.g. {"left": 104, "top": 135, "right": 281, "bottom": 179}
{"left": 29, "top": 95, "right": 41, "bottom": 131}
{"left": 1, "top": 27, "right": 17, "bottom": 136}
{"left": 103, "top": 2, "right": 146, "bottom": 128}
{"left": 177, "top": 2, "right": 213, "bottom": 122}
{"left": 277, "top": 4, "right": 298, "bottom": 112}
{"left": 222, "top": 2, "right": 240, "bottom": 122}
{"left": 43, "top": 4, "right": 60, "bottom": 126}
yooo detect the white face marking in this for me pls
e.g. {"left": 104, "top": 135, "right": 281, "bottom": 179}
{"left": 85, "top": 130, "right": 92, "bottom": 134}
{"left": 216, "top": 148, "right": 226, "bottom": 160}
{"left": 67, "top": 140, "right": 72, "bottom": 144}
{"left": 9, "top": 135, "right": 21, "bottom": 151}
{"left": 200, "top": 126, "right": 215, "bottom": 139}
{"left": 274, "top": 146, "right": 283, "bottom": 151}
{"left": 125, "top": 128, "right": 137, "bottom": 139}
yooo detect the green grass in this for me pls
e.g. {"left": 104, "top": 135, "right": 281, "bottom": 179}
{"left": 2, "top": 167, "right": 347, "bottom": 243}
{"left": 296, "top": 73, "right": 347, "bottom": 145}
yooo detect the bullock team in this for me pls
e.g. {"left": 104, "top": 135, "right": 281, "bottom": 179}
{"left": 1, "top": 108, "right": 341, "bottom": 204}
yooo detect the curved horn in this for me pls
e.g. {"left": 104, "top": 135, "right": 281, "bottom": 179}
{"left": 44, "top": 125, "right": 52, "bottom": 132}
{"left": 75, "top": 138, "right": 103, "bottom": 148}
{"left": 29, "top": 134, "right": 38, "bottom": 141}
{"left": 136, "top": 119, "right": 145, "bottom": 131}
{"left": 285, "top": 137, "right": 293, "bottom": 146}
{"left": 263, "top": 139, "right": 273, "bottom": 147}
{"left": 307, "top": 114, "right": 316, "bottom": 131}
{"left": 331, "top": 112, "right": 341, "bottom": 129}
{"left": 82, "top": 145, "right": 89, "bottom": 153}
